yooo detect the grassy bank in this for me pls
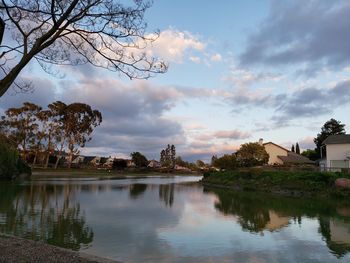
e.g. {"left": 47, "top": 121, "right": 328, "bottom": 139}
{"left": 202, "top": 169, "right": 350, "bottom": 197}
{"left": 32, "top": 168, "right": 200, "bottom": 179}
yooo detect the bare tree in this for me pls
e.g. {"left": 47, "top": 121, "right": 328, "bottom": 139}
{"left": 0, "top": 0, "right": 167, "bottom": 97}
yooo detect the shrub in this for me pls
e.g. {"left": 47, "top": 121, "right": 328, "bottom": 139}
{"left": 0, "top": 140, "right": 19, "bottom": 179}
{"left": 0, "top": 140, "right": 31, "bottom": 180}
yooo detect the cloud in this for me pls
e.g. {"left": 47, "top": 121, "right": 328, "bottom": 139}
{"left": 213, "top": 130, "right": 251, "bottom": 140}
{"left": 224, "top": 67, "right": 281, "bottom": 88}
{"left": 240, "top": 1, "right": 350, "bottom": 74}
{"left": 146, "top": 29, "right": 205, "bottom": 63}
{"left": 274, "top": 79, "right": 350, "bottom": 122}
{"left": 210, "top": 53, "right": 222, "bottom": 62}
{"left": 190, "top": 56, "right": 201, "bottom": 64}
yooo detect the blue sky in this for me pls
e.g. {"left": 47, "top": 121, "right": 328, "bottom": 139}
{"left": 1, "top": 0, "right": 350, "bottom": 162}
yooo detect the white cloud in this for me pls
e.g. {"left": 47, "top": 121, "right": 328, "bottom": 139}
{"left": 210, "top": 53, "right": 222, "bottom": 62}
{"left": 146, "top": 29, "right": 206, "bottom": 63}
{"left": 190, "top": 56, "right": 201, "bottom": 64}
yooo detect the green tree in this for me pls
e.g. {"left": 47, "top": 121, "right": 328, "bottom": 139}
{"left": 175, "top": 156, "right": 186, "bottom": 167}
{"left": 295, "top": 142, "right": 300, "bottom": 154}
{"left": 130, "top": 152, "right": 148, "bottom": 167}
{"left": 0, "top": 102, "right": 42, "bottom": 160}
{"left": 314, "top": 119, "right": 346, "bottom": 158}
{"left": 301, "top": 149, "right": 319, "bottom": 161}
{"left": 236, "top": 142, "right": 269, "bottom": 167}
{"left": 0, "top": 0, "right": 167, "bottom": 97}
{"left": 291, "top": 144, "right": 295, "bottom": 152}
{"left": 160, "top": 144, "right": 176, "bottom": 168}
{"left": 212, "top": 154, "right": 237, "bottom": 170}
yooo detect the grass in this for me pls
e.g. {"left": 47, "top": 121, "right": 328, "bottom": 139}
{"left": 32, "top": 167, "right": 200, "bottom": 179}
{"left": 202, "top": 169, "right": 350, "bottom": 197}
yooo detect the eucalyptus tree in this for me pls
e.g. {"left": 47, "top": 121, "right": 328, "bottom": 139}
{"left": 63, "top": 102, "right": 102, "bottom": 168}
{"left": 0, "top": 0, "right": 167, "bottom": 97}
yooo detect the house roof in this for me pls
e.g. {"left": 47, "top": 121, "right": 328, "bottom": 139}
{"left": 263, "top": 142, "right": 289, "bottom": 152}
{"left": 82, "top": 156, "right": 97, "bottom": 163}
{"left": 278, "top": 152, "right": 314, "bottom": 164}
{"left": 100, "top": 157, "right": 108, "bottom": 164}
{"left": 322, "top": 134, "right": 350, "bottom": 145}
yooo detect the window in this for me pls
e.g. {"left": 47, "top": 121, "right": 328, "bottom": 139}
{"left": 330, "top": 160, "right": 349, "bottom": 171}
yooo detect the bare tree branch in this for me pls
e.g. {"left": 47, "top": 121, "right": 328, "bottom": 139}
{"left": 0, "top": 0, "right": 168, "bottom": 97}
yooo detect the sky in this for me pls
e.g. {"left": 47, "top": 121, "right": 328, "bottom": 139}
{"left": 1, "top": 0, "right": 350, "bottom": 162}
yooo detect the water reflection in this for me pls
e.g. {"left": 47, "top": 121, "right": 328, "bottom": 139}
{"left": 0, "top": 183, "right": 93, "bottom": 250}
{"left": 159, "top": 184, "right": 174, "bottom": 207}
{"left": 210, "top": 187, "right": 350, "bottom": 258}
{"left": 0, "top": 177, "right": 350, "bottom": 262}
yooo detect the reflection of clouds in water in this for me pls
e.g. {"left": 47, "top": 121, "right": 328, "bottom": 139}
{"left": 3, "top": 178, "right": 350, "bottom": 263}
{"left": 79, "top": 183, "right": 187, "bottom": 262}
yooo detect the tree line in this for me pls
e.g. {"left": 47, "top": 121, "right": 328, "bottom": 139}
{"left": 0, "top": 101, "right": 102, "bottom": 168}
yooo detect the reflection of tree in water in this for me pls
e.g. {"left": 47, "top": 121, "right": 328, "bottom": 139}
{"left": 319, "top": 216, "right": 350, "bottom": 258}
{"left": 210, "top": 187, "right": 350, "bottom": 256}
{"left": 214, "top": 189, "right": 271, "bottom": 233}
{"left": 129, "top": 184, "right": 148, "bottom": 199}
{"left": 0, "top": 183, "right": 93, "bottom": 250}
{"left": 159, "top": 184, "right": 174, "bottom": 207}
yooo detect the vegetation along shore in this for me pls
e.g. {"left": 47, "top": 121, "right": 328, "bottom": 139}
{"left": 202, "top": 169, "right": 350, "bottom": 198}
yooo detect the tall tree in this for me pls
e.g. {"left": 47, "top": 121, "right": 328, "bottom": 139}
{"left": 314, "top": 118, "right": 346, "bottom": 158}
{"left": 295, "top": 142, "right": 300, "bottom": 154}
{"left": 63, "top": 103, "right": 102, "bottom": 168}
{"left": 160, "top": 144, "right": 176, "bottom": 168}
{"left": 291, "top": 144, "right": 295, "bottom": 153}
{"left": 0, "top": 0, "right": 167, "bottom": 97}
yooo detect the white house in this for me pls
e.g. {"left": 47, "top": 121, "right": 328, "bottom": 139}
{"left": 148, "top": 160, "right": 161, "bottom": 168}
{"left": 320, "top": 134, "right": 350, "bottom": 171}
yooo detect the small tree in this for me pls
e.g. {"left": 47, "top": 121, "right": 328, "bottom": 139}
{"left": 301, "top": 149, "right": 318, "bottom": 161}
{"left": 0, "top": 102, "right": 42, "bottom": 160}
{"left": 131, "top": 152, "right": 148, "bottom": 167}
{"left": 212, "top": 154, "right": 237, "bottom": 170}
{"left": 196, "top": 160, "right": 205, "bottom": 168}
{"left": 236, "top": 142, "right": 269, "bottom": 167}
{"left": 291, "top": 144, "right": 295, "bottom": 153}
{"left": 295, "top": 143, "right": 300, "bottom": 154}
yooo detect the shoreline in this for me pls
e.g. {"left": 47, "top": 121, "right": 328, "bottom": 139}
{"left": 0, "top": 234, "right": 120, "bottom": 263}
{"left": 201, "top": 170, "right": 350, "bottom": 198}
{"left": 30, "top": 169, "right": 201, "bottom": 179}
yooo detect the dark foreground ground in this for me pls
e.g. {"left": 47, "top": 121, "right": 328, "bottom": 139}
{"left": 0, "top": 235, "right": 119, "bottom": 263}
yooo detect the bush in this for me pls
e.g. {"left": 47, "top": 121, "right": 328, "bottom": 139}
{"left": 0, "top": 140, "right": 31, "bottom": 180}
{"left": 0, "top": 141, "right": 19, "bottom": 179}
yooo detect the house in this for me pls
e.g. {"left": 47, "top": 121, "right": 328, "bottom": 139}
{"left": 319, "top": 134, "right": 350, "bottom": 171}
{"left": 103, "top": 157, "right": 115, "bottom": 168}
{"left": 260, "top": 139, "right": 314, "bottom": 166}
{"left": 148, "top": 160, "right": 161, "bottom": 168}
{"left": 174, "top": 164, "right": 192, "bottom": 172}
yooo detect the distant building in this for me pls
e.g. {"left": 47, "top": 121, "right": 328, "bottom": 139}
{"left": 148, "top": 160, "right": 161, "bottom": 168}
{"left": 319, "top": 134, "right": 350, "bottom": 172}
{"left": 174, "top": 164, "right": 191, "bottom": 172}
{"left": 260, "top": 139, "right": 314, "bottom": 165}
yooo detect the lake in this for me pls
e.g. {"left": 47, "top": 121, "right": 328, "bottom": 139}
{"left": 1, "top": 175, "right": 350, "bottom": 263}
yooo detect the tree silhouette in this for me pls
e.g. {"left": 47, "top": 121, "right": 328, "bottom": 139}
{"left": 0, "top": 0, "right": 167, "bottom": 97}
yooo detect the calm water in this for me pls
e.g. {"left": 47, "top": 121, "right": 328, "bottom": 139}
{"left": 1, "top": 176, "right": 350, "bottom": 263}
